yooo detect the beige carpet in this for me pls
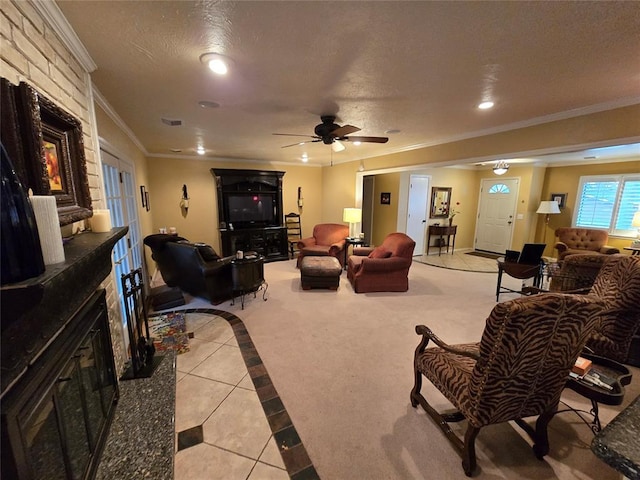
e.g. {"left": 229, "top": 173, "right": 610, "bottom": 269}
{"left": 415, "top": 250, "right": 499, "bottom": 273}
{"left": 173, "top": 259, "right": 638, "bottom": 479}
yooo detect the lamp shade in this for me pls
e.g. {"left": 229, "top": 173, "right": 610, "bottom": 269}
{"left": 493, "top": 160, "right": 509, "bottom": 175}
{"left": 536, "top": 201, "right": 560, "bottom": 215}
{"left": 632, "top": 211, "right": 640, "bottom": 228}
{"left": 343, "top": 208, "right": 362, "bottom": 223}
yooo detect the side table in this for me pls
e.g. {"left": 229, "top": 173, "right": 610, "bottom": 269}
{"left": 344, "top": 237, "right": 367, "bottom": 269}
{"left": 624, "top": 246, "right": 640, "bottom": 256}
{"left": 427, "top": 225, "right": 457, "bottom": 256}
{"left": 230, "top": 255, "right": 268, "bottom": 309}
{"left": 563, "top": 353, "right": 632, "bottom": 433}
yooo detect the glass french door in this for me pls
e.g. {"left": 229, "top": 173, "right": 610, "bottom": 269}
{"left": 100, "top": 148, "right": 143, "bottom": 344}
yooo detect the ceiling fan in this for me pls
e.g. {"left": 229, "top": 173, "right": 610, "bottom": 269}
{"left": 273, "top": 115, "right": 389, "bottom": 152}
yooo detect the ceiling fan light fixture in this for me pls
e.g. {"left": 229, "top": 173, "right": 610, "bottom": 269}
{"left": 493, "top": 160, "right": 509, "bottom": 175}
{"left": 199, "top": 53, "right": 232, "bottom": 75}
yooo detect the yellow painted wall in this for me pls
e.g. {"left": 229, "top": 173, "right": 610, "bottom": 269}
{"left": 146, "top": 158, "right": 323, "bottom": 259}
{"left": 372, "top": 172, "right": 401, "bottom": 245}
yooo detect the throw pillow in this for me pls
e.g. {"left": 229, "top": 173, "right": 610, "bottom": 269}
{"left": 368, "top": 246, "right": 392, "bottom": 259}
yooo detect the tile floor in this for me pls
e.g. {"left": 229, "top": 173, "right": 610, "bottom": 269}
{"left": 414, "top": 250, "right": 500, "bottom": 273}
{"left": 173, "top": 311, "right": 291, "bottom": 480}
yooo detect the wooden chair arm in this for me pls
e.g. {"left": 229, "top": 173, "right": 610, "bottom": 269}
{"left": 414, "top": 325, "right": 480, "bottom": 360}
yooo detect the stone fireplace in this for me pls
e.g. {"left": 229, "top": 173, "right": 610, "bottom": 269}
{"left": 1, "top": 227, "right": 127, "bottom": 479}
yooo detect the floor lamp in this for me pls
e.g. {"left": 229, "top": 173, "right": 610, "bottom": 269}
{"left": 343, "top": 208, "right": 362, "bottom": 239}
{"left": 536, "top": 200, "right": 561, "bottom": 253}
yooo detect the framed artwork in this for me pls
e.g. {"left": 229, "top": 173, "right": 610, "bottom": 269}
{"left": 551, "top": 193, "right": 567, "bottom": 209}
{"left": 14, "top": 81, "right": 92, "bottom": 226}
{"left": 381, "top": 192, "right": 391, "bottom": 205}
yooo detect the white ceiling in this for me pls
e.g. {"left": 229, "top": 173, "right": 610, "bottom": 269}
{"left": 56, "top": 1, "right": 640, "bottom": 167}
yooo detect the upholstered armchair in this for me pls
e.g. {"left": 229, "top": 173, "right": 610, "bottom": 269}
{"left": 144, "top": 234, "right": 235, "bottom": 305}
{"left": 583, "top": 255, "right": 640, "bottom": 364}
{"left": 554, "top": 227, "right": 619, "bottom": 260}
{"left": 546, "top": 252, "right": 609, "bottom": 292}
{"left": 296, "top": 223, "right": 349, "bottom": 267}
{"left": 347, "top": 232, "right": 415, "bottom": 293}
{"left": 411, "top": 293, "right": 604, "bottom": 476}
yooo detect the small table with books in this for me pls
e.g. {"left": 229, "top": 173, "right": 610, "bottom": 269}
{"left": 564, "top": 353, "right": 632, "bottom": 433}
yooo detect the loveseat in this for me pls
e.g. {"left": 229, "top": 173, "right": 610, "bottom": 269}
{"left": 347, "top": 232, "right": 415, "bottom": 293}
{"left": 144, "top": 234, "right": 234, "bottom": 305}
{"left": 554, "top": 227, "right": 619, "bottom": 260}
{"left": 296, "top": 223, "right": 349, "bottom": 267}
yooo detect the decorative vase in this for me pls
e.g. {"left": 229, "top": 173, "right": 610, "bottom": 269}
{"left": 1, "top": 143, "right": 45, "bottom": 284}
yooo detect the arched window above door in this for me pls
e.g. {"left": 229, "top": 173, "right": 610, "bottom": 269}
{"left": 489, "top": 184, "right": 511, "bottom": 194}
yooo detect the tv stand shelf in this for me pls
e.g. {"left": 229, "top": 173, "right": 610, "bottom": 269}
{"left": 212, "top": 169, "right": 288, "bottom": 262}
{"left": 220, "top": 227, "right": 288, "bottom": 262}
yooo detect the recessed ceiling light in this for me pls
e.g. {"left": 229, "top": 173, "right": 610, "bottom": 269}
{"left": 478, "top": 101, "right": 494, "bottom": 110}
{"left": 199, "top": 53, "right": 232, "bottom": 75}
{"left": 301, "top": 153, "right": 308, "bottom": 163}
{"left": 198, "top": 100, "right": 220, "bottom": 109}
{"left": 196, "top": 146, "right": 206, "bottom": 155}
{"left": 352, "top": 141, "right": 362, "bottom": 146}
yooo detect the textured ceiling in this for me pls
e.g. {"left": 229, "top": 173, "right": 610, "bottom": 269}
{"left": 57, "top": 1, "right": 640, "bottom": 166}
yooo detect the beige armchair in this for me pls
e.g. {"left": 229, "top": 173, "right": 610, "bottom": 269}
{"left": 296, "top": 223, "right": 349, "bottom": 267}
{"left": 411, "top": 293, "right": 604, "bottom": 476}
{"left": 554, "top": 227, "right": 619, "bottom": 260}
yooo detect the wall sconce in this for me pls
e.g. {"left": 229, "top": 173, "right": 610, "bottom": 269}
{"left": 297, "top": 186, "right": 304, "bottom": 208}
{"left": 493, "top": 160, "right": 509, "bottom": 175}
{"left": 343, "top": 207, "right": 362, "bottom": 239}
{"left": 180, "top": 184, "right": 189, "bottom": 213}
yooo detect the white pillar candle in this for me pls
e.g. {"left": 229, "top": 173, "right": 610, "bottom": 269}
{"left": 29, "top": 195, "right": 65, "bottom": 265}
{"left": 91, "top": 209, "right": 112, "bottom": 233}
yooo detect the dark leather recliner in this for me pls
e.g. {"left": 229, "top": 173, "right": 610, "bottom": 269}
{"left": 144, "top": 234, "right": 234, "bottom": 305}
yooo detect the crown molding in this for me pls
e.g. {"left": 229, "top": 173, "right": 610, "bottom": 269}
{"left": 93, "top": 86, "right": 148, "bottom": 155}
{"left": 32, "top": 0, "right": 97, "bottom": 73}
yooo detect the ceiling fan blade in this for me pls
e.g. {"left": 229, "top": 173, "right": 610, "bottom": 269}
{"left": 332, "top": 140, "right": 346, "bottom": 153}
{"left": 331, "top": 124, "right": 360, "bottom": 137}
{"left": 344, "top": 136, "right": 389, "bottom": 144}
{"left": 281, "top": 139, "right": 322, "bottom": 148}
{"left": 273, "top": 133, "right": 317, "bottom": 138}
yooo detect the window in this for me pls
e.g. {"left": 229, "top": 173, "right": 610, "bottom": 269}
{"left": 488, "top": 184, "right": 510, "bottom": 194}
{"left": 574, "top": 174, "right": 640, "bottom": 237}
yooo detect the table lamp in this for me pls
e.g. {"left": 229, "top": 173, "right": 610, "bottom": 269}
{"left": 632, "top": 211, "right": 640, "bottom": 247}
{"left": 343, "top": 207, "right": 362, "bottom": 239}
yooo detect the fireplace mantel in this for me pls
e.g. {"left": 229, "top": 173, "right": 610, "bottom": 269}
{"left": 1, "top": 227, "right": 128, "bottom": 395}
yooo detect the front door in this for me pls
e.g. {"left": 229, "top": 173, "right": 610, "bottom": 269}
{"left": 475, "top": 177, "right": 519, "bottom": 253}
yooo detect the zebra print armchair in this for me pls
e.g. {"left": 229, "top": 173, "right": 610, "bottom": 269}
{"left": 411, "top": 293, "right": 604, "bottom": 476}
{"left": 584, "top": 255, "right": 640, "bottom": 364}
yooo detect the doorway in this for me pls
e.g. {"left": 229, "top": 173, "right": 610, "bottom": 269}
{"left": 100, "top": 148, "right": 143, "bottom": 346}
{"left": 406, "top": 175, "right": 430, "bottom": 254}
{"left": 475, "top": 177, "right": 519, "bottom": 253}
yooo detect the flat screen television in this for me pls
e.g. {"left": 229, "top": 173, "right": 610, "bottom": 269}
{"left": 226, "top": 193, "right": 276, "bottom": 227}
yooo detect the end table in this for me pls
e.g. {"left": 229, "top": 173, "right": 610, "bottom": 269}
{"left": 230, "top": 255, "right": 268, "bottom": 309}
{"left": 344, "top": 237, "right": 367, "bottom": 269}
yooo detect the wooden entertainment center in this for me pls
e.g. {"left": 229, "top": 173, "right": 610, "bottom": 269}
{"left": 211, "top": 168, "right": 289, "bottom": 262}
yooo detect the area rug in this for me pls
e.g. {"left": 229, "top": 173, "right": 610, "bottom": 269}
{"left": 466, "top": 250, "right": 501, "bottom": 259}
{"left": 148, "top": 312, "right": 190, "bottom": 354}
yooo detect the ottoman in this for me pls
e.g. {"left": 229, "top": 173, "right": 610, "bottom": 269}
{"left": 300, "top": 256, "right": 342, "bottom": 290}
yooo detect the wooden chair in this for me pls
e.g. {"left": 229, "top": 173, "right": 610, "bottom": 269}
{"left": 411, "top": 293, "right": 604, "bottom": 476}
{"left": 284, "top": 212, "right": 302, "bottom": 259}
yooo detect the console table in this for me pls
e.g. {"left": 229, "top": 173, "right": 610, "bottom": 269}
{"left": 427, "top": 225, "right": 457, "bottom": 256}
{"left": 231, "top": 255, "right": 268, "bottom": 309}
